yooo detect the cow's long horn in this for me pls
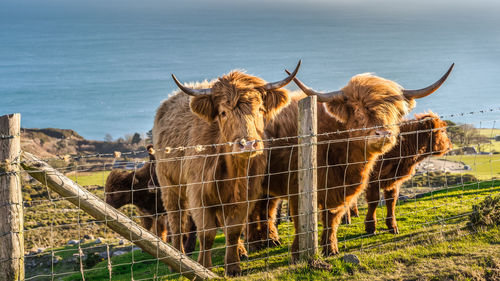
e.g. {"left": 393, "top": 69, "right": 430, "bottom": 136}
{"left": 403, "top": 63, "right": 454, "bottom": 99}
{"left": 171, "top": 74, "right": 213, "bottom": 96}
{"left": 284, "top": 69, "right": 344, "bottom": 103}
{"left": 264, "top": 60, "right": 301, "bottom": 90}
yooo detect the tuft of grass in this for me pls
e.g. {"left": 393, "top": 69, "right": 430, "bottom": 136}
{"left": 468, "top": 194, "right": 500, "bottom": 230}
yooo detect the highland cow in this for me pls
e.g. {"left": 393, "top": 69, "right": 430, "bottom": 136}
{"left": 254, "top": 65, "right": 453, "bottom": 260}
{"left": 362, "top": 112, "right": 452, "bottom": 234}
{"left": 153, "top": 62, "right": 300, "bottom": 276}
{"left": 105, "top": 146, "right": 169, "bottom": 242}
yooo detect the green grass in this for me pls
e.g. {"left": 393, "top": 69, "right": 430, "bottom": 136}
{"left": 67, "top": 171, "right": 111, "bottom": 187}
{"left": 54, "top": 179, "right": 500, "bottom": 281}
{"left": 440, "top": 154, "right": 500, "bottom": 180}
{"left": 477, "top": 128, "right": 500, "bottom": 138}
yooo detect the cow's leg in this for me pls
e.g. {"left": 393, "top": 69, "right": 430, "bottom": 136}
{"left": 183, "top": 216, "right": 197, "bottom": 255}
{"left": 164, "top": 186, "right": 185, "bottom": 253}
{"left": 247, "top": 199, "right": 263, "bottom": 252}
{"left": 288, "top": 197, "right": 301, "bottom": 263}
{"left": 223, "top": 212, "right": 246, "bottom": 277}
{"left": 237, "top": 238, "right": 248, "bottom": 259}
{"left": 151, "top": 215, "right": 168, "bottom": 242}
{"left": 350, "top": 202, "right": 359, "bottom": 217}
{"left": 342, "top": 203, "right": 352, "bottom": 225}
{"left": 261, "top": 197, "right": 281, "bottom": 247}
{"left": 159, "top": 215, "right": 168, "bottom": 242}
{"left": 140, "top": 216, "right": 153, "bottom": 232}
{"left": 384, "top": 188, "right": 399, "bottom": 234}
{"left": 192, "top": 208, "right": 217, "bottom": 269}
{"left": 166, "top": 215, "right": 172, "bottom": 243}
{"left": 275, "top": 200, "right": 283, "bottom": 226}
{"left": 364, "top": 184, "right": 380, "bottom": 234}
{"left": 320, "top": 208, "right": 343, "bottom": 256}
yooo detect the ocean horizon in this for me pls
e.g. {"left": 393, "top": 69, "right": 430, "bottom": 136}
{"left": 1, "top": 2, "right": 500, "bottom": 140}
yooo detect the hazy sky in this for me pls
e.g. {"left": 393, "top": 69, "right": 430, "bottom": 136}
{"left": 2, "top": 0, "right": 500, "bottom": 20}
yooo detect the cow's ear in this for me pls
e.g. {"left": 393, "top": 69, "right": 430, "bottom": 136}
{"left": 263, "top": 88, "right": 290, "bottom": 120}
{"left": 323, "top": 97, "right": 349, "bottom": 123}
{"left": 189, "top": 95, "right": 217, "bottom": 122}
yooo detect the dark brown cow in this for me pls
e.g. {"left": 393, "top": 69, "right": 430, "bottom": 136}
{"left": 363, "top": 112, "right": 452, "bottom": 234}
{"left": 153, "top": 62, "right": 299, "bottom": 276}
{"left": 254, "top": 65, "right": 453, "bottom": 260}
{"left": 105, "top": 146, "right": 169, "bottom": 242}
{"left": 105, "top": 146, "right": 198, "bottom": 253}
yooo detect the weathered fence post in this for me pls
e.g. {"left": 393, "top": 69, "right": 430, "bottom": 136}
{"left": 0, "top": 113, "right": 24, "bottom": 281}
{"left": 20, "top": 151, "right": 218, "bottom": 280}
{"left": 297, "top": 96, "right": 318, "bottom": 260}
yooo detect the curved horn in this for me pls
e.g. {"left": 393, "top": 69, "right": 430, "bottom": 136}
{"left": 264, "top": 60, "right": 301, "bottom": 90}
{"left": 284, "top": 69, "right": 344, "bottom": 103}
{"left": 171, "top": 74, "right": 213, "bottom": 96}
{"left": 403, "top": 63, "right": 454, "bottom": 99}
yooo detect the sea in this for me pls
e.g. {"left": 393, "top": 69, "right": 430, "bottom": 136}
{"left": 1, "top": 2, "right": 500, "bottom": 140}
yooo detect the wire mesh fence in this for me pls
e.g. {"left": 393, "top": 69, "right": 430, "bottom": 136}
{"left": 1, "top": 107, "right": 499, "bottom": 280}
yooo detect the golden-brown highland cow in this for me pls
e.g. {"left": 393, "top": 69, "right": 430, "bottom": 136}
{"left": 250, "top": 65, "right": 453, "bottom": 260}
{"left": 153, "top": 62, "right": 300, "bottom": 276}
{"left": 361, "top": 112, "right": 452, "bottom": 234}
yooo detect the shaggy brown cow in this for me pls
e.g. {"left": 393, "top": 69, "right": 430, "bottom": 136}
{"left": 105, "top": 146, "right": 198, "bottom": 253}
{"left": 362, "top": 112, "right": 452, "bottom": 234}
{"left": 105, "top": 146, "right": 168, "bottom": 241}
{"left": 256, "top": 65, "right": 453, "bottom": 260}
{"left": 153, "top": 62, "right": 300, "bottom": 276}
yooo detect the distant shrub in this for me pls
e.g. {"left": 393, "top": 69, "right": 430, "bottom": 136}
{"left": 74, "top": 252, "right": 103, "bottom": 271}
{"left": 403, "top": 171, "right": 477, "bottom": 188}
{"left": 468, "top": 194, "right": 500, "bottom": 230}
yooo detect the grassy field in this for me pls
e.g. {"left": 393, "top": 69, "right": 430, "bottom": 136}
{"left": 477, "top": 128, "right": 500, "bottom": 138}
{"left": 439, "top": 154, "right": 500, "bottom": 180}
{"left": 67, "top": 171, "right": 111, "bottom": 187}
{"left": 31, "top": 179, "right": 497, "bottom": 281}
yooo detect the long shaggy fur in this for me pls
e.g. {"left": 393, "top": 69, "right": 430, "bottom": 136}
{"left": 363, "top": 112, "right": 452, "bottom": 234}
{"left": 254, "top": 73, "right": 424, "bottom": 259}
{"left": 153, "top": 71, "right": 289, "bottom": 276}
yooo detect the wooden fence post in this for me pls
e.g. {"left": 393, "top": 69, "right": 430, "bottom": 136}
{"left": 297, "top": 96, "right": 318, "bottom": 260}
{"left": 0, "top": 113, "right": 24, "bottom": 281}
{"left": 20, "top": 151, "right": 217, "bottom": 280}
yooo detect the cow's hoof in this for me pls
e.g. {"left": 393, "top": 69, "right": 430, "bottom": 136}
{"left": 239, "top": 253, "right": 248, "bottom": 259}
{"left": 342, "top": 216, "right": 351, "bottom": 225}
{"left": 322, "top": 246, "right": 339, "bottom": 257}
{"left": 226, "top": 265, "right": 242, "bottom": 277}
{"left": 269, "top": 238, "right": 281, "bottom": 247}
{"left": 238, "top": 243, "right": 248, "bottom": 259}
{"left": 389, "top": 227, "right": 399, "bottom": 234}
{"left": 365, "top": 222, "right": 376, "bottom": 234}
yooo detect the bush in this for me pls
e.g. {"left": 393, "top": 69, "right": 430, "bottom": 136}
{"left": 73, "top": 252, "right": 103, "bottom": 271}
{"left": 468, "top": 194, "right": 500, "bottom": 230}
{"left": 403, "top": 172, "right": 477, "bottom": 188}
